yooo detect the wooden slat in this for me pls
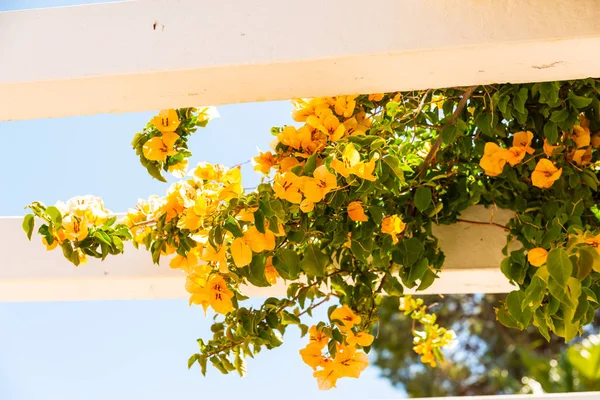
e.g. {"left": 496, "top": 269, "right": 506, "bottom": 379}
{"left": 1, "top": 0, "right": 600, "bottom": 121}
{"left": 0, "top": 206, "right": 516, "bottom": 302}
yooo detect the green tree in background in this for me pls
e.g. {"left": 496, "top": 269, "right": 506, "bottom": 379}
{"left": 373, "top": 294, "right": 600, "bottom": 397}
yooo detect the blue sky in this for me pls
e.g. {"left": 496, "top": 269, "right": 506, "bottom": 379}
{"left": 0, "top": 1, "right": 402, "bottom": 398}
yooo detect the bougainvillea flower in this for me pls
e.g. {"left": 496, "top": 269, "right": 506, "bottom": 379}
{"left": 570, "top": 148, "right": 592, "bottom": 166}
{"left": 330, "top": 305, "right": 362, "bottom": 330}
{"left": 273, "top": 172, "right": 303, "bottom": 204}
{"left": 151, "top": 109, "right": 180, "bottom": 132}
{"left": 142, "top": 131, "right": 180, "bottom": 162}
{"left": 346, "top": 331, "right": 375, "bottom": 347}
{"left": 303, "top": 165, "right": 338, "bottom": 203}
{"left": 347, "top": 201, "right": 368, "bottom": 222}
{"left": 512, "top": 131, "right": 535, "bottom": 154}
{"left": 527, "top": 248, "right": 548, "bottom": 267}
{"left": 543, "top": 139, "right": 560, "bottom": 157}
{"left": 230, "top": 237, "right": 252, "bottom": 267}
{"left": 531, "top": 159, "right": 562, "bottom": 188}
{"left": 479, "top": 142, "right": 509, "bottom": 176}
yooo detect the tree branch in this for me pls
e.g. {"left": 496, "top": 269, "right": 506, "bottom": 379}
{"left": 418, "top": 86, "right": 478, "bottom": 175}
{"left": 455, "top": 218, "right": 510, "bottom": 232}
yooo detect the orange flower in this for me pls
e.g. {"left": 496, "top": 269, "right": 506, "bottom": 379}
{"left": 531, "top": 159, "right": 562, "bottom": 189}
{"left": 264, "top": 256, "right": 280, "bottom": 285}
{"left": 512, "top": 131, "right": 535, "bottom": 154}
{"left": 479, "top": 143, "right": 509, "bottom": 176}
{"left": 142, "top": 131, "right": 180, "bottom": 162}
{"left": 151, "top": 109, "right": 180, "bottom": 132}
{"left": 543, "top": 139, "right": 560, "bottom": 157}
{"left": 253, "top": 151, "right": 276, "bottom": 174}
{"left": 527, "top": 248, "right": 548, "bottom": 267}
{"left": 570, "top": 147, "right": 592, "bottom": 166}
{"left": 330, "top": 305, "right": 362, "bottom": 330}
{"left": 347, "top": 201, "right": 368, "bottom": 222}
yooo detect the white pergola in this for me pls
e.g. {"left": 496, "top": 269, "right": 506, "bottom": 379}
{"left": 1, "top": 1, "right": 600, "bottom": 398}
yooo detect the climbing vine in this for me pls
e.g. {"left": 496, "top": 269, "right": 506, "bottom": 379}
{"left": 23, "top": 79, "right": 600, "bottom": 389}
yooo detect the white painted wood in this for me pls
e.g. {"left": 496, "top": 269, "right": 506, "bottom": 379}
{"left": 408, "top": 392, "right": 600, "bottom": 400}
{"left": 0, "top": 206, "right": 516, "bottom": 302}
{"left": 1, "top": 0, "right": 600, "bottom": 121}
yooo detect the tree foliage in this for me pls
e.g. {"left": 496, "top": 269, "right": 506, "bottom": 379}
{"left": 23, "top": 79, "right": 600, "bottom": 389}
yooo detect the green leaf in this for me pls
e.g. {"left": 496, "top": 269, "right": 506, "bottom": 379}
{"left": 550, "top": 109, "right": 569, "bottom": 123}
{"left": 407, "top": 257, "right": 429, "bottom": 284}
{"left": 22, "top": 214, "right": 35, "bottom": 240}
{"left": 403, "top": 238, "right": 424, "bottom": 266}
{"left": 567, "top": 336, "right": 600, "bottom": 380}
{"left": 234, "top": 353, "right": 247, "bottom": 378}
{"left": 94, "top": 231, "right": 111, "bottom": 245}
{"left": 224, "top": 216, "right": 243, "bottom": 237}
{"left": 273, "top": 249, "right": 300, "bottom": 280}
{"left": 546, "top": 248, "right": 572, "bottom": 287}
{"left": 544, "top": 121, "right": 558, "bottom": 143}
{"left": 146, "top": 162, "right": 167, "bottom": 182}
{"left": 568, "top": 92, "right": 593, "bottom": 109}
{"left": 188, "top": 354, "right": 199, "bottom": 369}
{"left": 513, "top": 87, "right": 528, "bottom": 113}
{"left": 521, "top": 276, "right": 546, "bottom": 311}
{"left": 254, "top": 209, "right": 266, "bottom": 234}
{"left": 304, "top": 153, "right": 317, "bottom": 176}
{"left": 299, "top": 244, "right": 328, "bottom": 277}
{"left": 246, "top": 255, "right": 270, "bottom": 287}
{"left": 441, "top": 125, "right": 457, "bottom": 145}
{"left": 382, "top": 157, "right": 405, "bottom": 182}
{"left": 414, "top": 187, "right": 432, "bottom": 213}
{"left": 46, "top": 206, "right": 62, "bottom": 226}
{"left": 382, "top": 274, "right": 403, "bottom": 296}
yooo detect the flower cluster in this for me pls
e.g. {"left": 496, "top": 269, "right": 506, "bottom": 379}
{"left": 132, "top": 107, "right": 219, "bottom": 181}
{"left": 399, "top": 296, "right": 456, "bottom": 367}
{"left": 24, "top": 196, "right": 130, "bottom": 266}
{"left": 299, "top": 306, "right": 373, "bottom": 390}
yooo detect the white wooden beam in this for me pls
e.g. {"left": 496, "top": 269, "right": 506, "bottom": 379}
{"left": 0, "top": 207, "right": 515, "bottom": 302}
{"left": 1, "top": 0, "right": 600, "bottom": 121}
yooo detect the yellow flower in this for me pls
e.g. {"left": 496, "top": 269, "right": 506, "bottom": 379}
{"left": 330, "top": 305, "right": 362, "bottom": 330}
{"left": 346, "top": 331, "right": 374, "bottom": 347}
{"left": 168, "top": 159, "right": 188, "bottom": 178}
{"left": 253, "top": 151, "right": 276, "bottom": 174}
{"left": 531, "top": 159, "right": 562, "bottom": 189}
{"left": 572, "top": 116, "right": 591, "bottom": 148}
{"left": 331, "top": 345, "right": 369, "bottom": 378}
{"left": 569, "top": 147, "right": 592, "bottom": 166}
{"left": 196, "top": 106, "right": 219, "bottom": 124}
{"left": 313, "top": 360, "right": 339, "bottom": 390}
{"left": 479, "top": 142, "right": 509, "bottom": 176}
{"left": 592, "top": 133, "right": 600, "bottom": 149}
{"left": 306, "top": 113, "right": 346, "bottom": 142}
{"left": 170, "top": 251, "right": 199, "bottom": 272}
{"left": 527, "top": 248, "right": 548, "bottom": 267}
{"left": 381, "top": 215, "right": 406, "bottom": 244}
{"left": 506, "top": 146, "right": 527, "bottom": 166}
{"left": 302, "top": 165, "right": 338, "bottom": 203}
{"left": 334, "top": 95, "right": 358, "bottom": 118}
{"left": 512, "top": 131, "right": 535, "bottom": 154}
{"left": 264, "top": 256, "right": 279, "bottom": 285}
{"left": 273, "top": 172, "right": 303, "bottom": 204}
{"left": 300, "top": 199, "right": 315, "bottom": 213}
{"left": 63, "top": 216, "right": 89, "bottom": 242}
{"left": 277, "top": 125, "right": 312, "bottom": 150}
{"left": 543, "top": 139, "right": 560, "bottom": 157}
{"left": 194, "top": 162, "right": 222, "bottom": 181}
{"left": 308, "top": 325, "right": 329, "bottom": 349}
{"left": 220, "top": 167, "right": 244, "bottom": 201}
{"left": 368, "top": 93, "right": 384, "bottom": 102}
{"left": 201, "top": 244, "right": 229, "bottom": 273}
{"left": 242, "top": 226, "right": 276, "bottom": 253}
{"left": 142, "top": 131, "right": 180, "bottom": 162}
{"left": 331, "top": 144, "right": 377, "bottom": 181}
{"left": 230, "top": 237, "right": 252, "bottom": 267}
{"left": 347, "top": 201, "right": 368, "bottom": 222}
{"left": 584, "top": 234, "right": 600, "bottom": 255}
{"left": 42, "top": 236, "right": 59, "bottom": 251}
{"left": 151, "top": 109, "right": 180, "bottom": 132}
{"left": 300, "top": 345, "right": 327, "bottom": 371}
{"left": 188, "top": 274, "right": 234, "bottom": 315}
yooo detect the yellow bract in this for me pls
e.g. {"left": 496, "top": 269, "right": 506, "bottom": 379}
{"left": 346, "top": 331, "right": 374, "bottom": 347}
{"left": 331, "top": 144, "right": 377, "bottom": 181}
{"left": 142, "top": 131, "right": 180, "bottom": 162}
{"left": 479, "top": 142, "right": 508, "bottom": 176}
{"left": 302, "top": 165, "right": 338, "bottom": 203}
{"left": 187, "top": 274, "right": 234, "bottom": 315}
{"left": 62, "top": 216, "right": 89, "bottom": 242}
{"left": 531, "top": 159, "right": 562, "bottom": 189}
{"left": 273, "top": 172, "right": 303, "bottom": 204}
{"left": 381, "top": 214, "right": 406, "bottom": 244}
{"left": 264, "top": 256, "right": 280, "bottom": 285}
{"left": 347, "top": 201, "right": 368, "bottom": 222}
{"left": 151, "top": 109, "right": 180, "bottom": 132}
{"left": 527, "top": 248, "right": 548, "bottom": 267}
{"left": 308, "top": 325, "right": 329, "bottom": 349}
{"left": 230, "top": 237, "right": 252, "bottom": 267}
{"left": 330, "top": 305, "right": 362, "bottom": 330}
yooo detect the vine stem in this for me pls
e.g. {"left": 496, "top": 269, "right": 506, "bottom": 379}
{"left": 455, "top": 218, "right": 510, "bottom": 232}
{"left": 417, "top": 85, "right": 478, "bottom": 176}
